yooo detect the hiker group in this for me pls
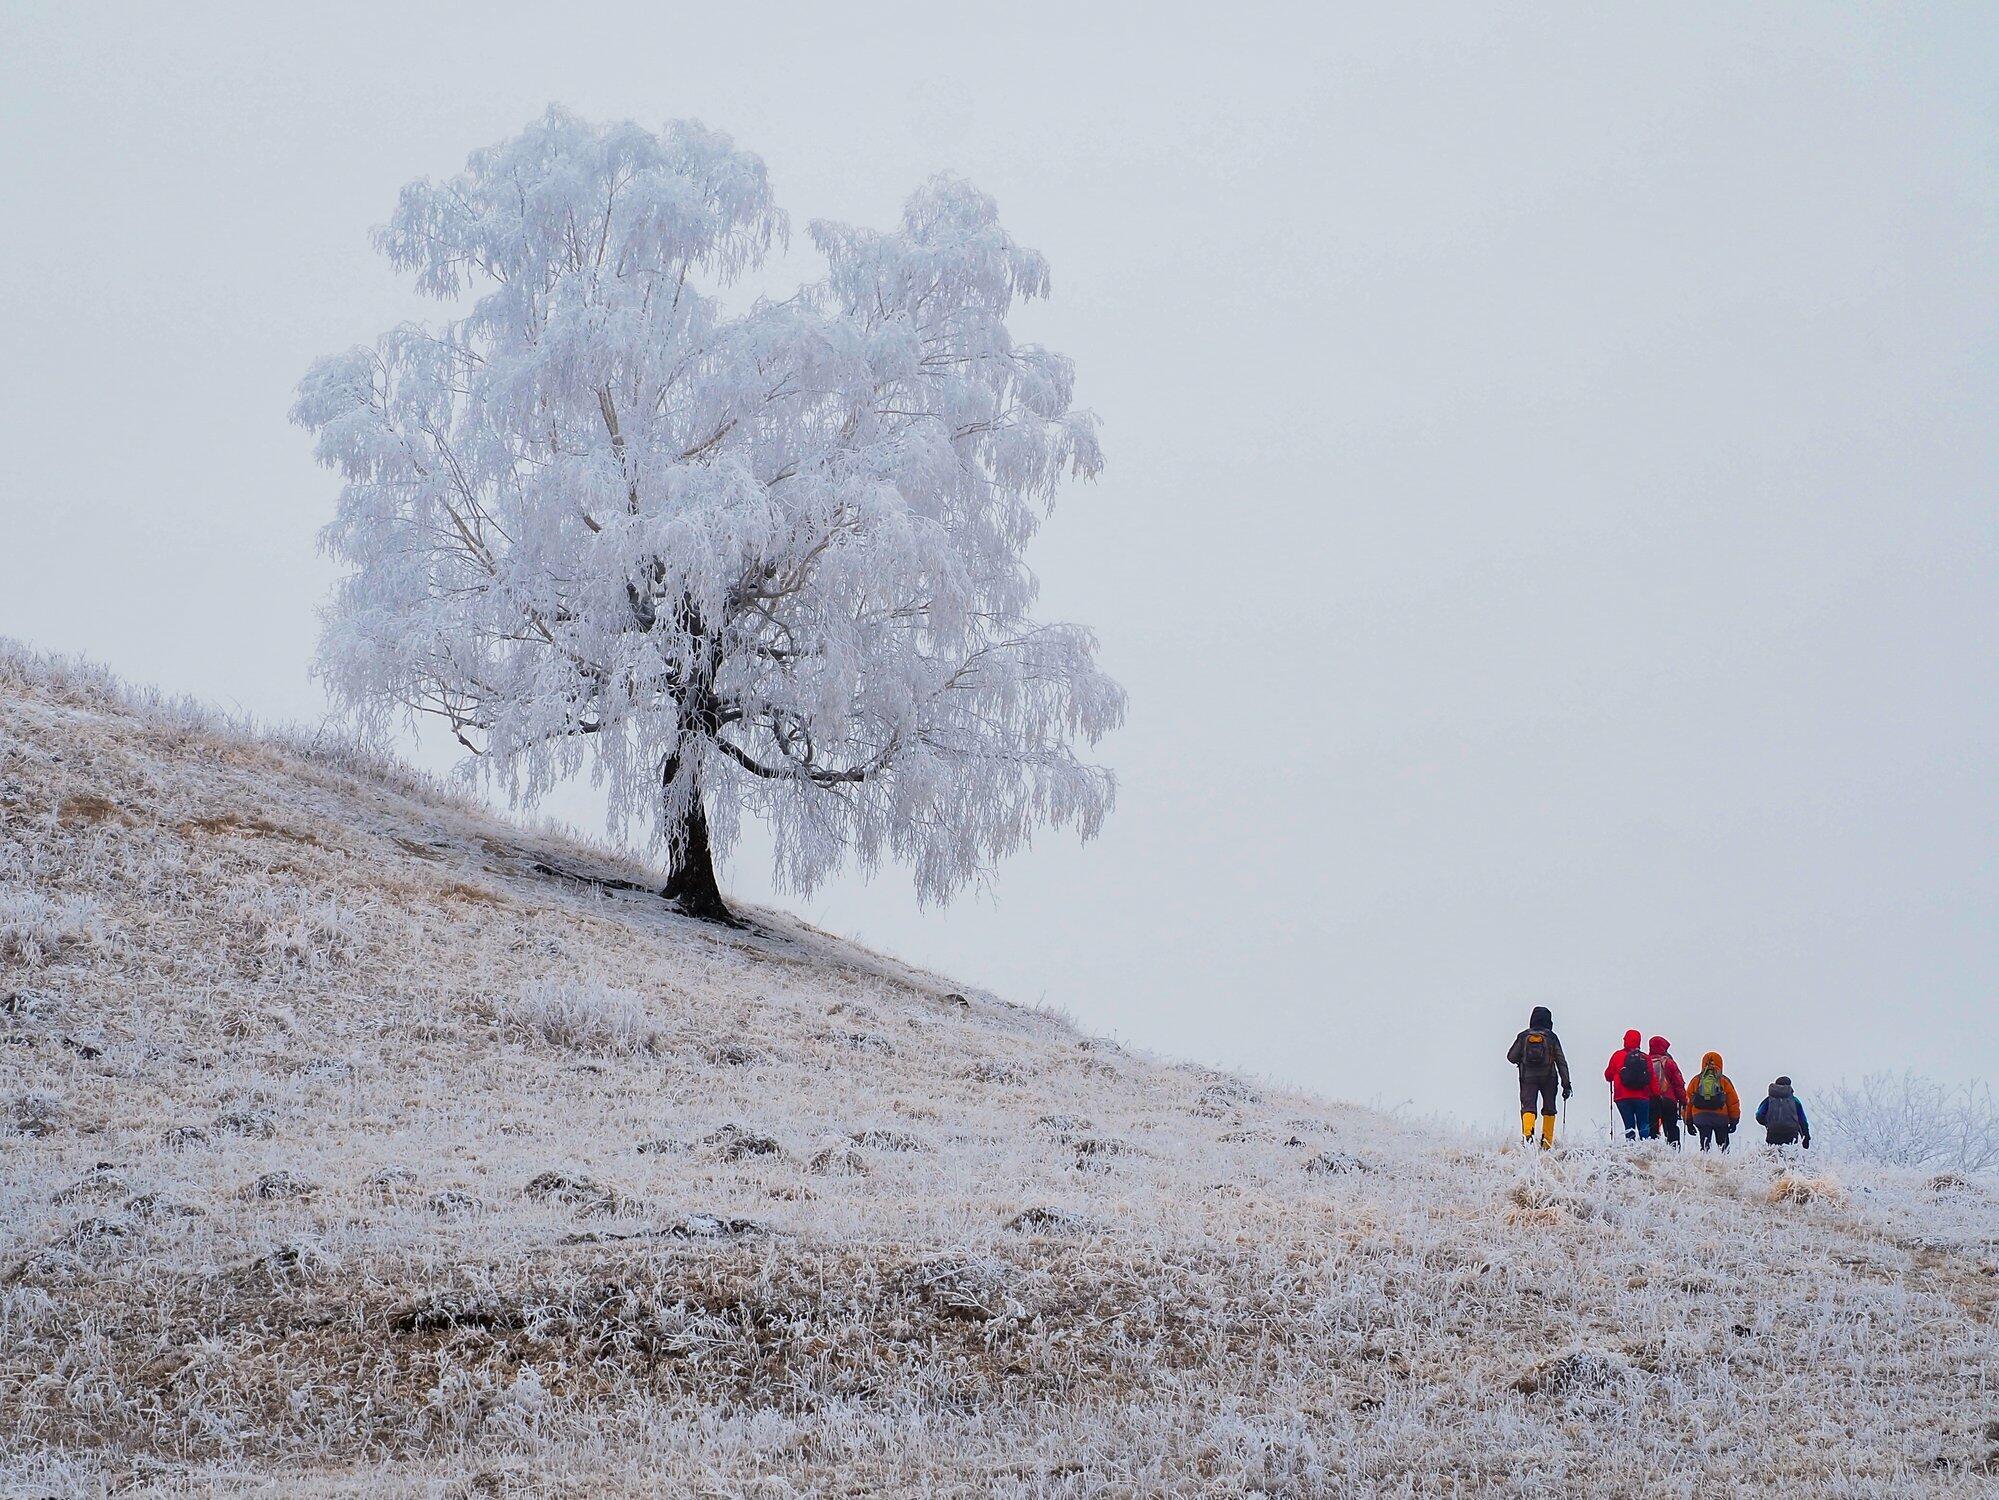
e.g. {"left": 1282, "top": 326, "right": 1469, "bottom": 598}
{"left": 1506, "top": 1007, "right": 1811, "bottom": 1152}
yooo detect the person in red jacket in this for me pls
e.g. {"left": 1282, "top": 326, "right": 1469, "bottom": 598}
{"left": 1605, "top": 1028, "right": 1654, "bottom": 1140}
{"left": 1646, "top": 1036, "right": 1686, "bottom": 1147}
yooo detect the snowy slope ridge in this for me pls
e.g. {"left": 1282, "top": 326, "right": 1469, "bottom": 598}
{"left": 3, "top": 643, "right": 1997, "bottom": 1496}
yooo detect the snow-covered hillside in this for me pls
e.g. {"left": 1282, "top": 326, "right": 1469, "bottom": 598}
{"left": 3, "top": 643, "right": 1997, "bottom": 1496}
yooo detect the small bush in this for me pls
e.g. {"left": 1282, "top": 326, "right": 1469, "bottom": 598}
{"left": 1515, "top": 1348, "right": 1636, "bottom": 1399}
{"left": 0, "top": 884, "right": 101, "bottom": 965}
{"left": 1768, "top": 1170, "right": 1847, "bottom": 1207}
{"left": 808, "top": 1145, "right": 869, "bottom": 1177}
{"left": 228, "top": 889, "right": 360, "bottom": 971}
{"left": 705, "top": 1123, "right": 783, "bottom": 1160}
{"left": 1816, "top": 1072, "right": 1999, "bottom": 1175}
{"left": 7, "top": 1090, "right": 63, "bottom": 1136}
{"left": 962, "top": 1059, "right": 1022, "bottom": 1085}
{"left": 501, "top": 978, "right": 658, "bottom": 1056}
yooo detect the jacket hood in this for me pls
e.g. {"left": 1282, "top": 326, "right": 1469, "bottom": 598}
{"left": 1529, "top": 1006, "right": 1552, "bottom": 1029}
{"left": 1623, "top": 1029, "right": 1642, "bottom": 1050}
{"left": 1648, "top": 1035, "right": 1670, "bottom": 1055}
{"left": 1701, "top": 1050, "right": 1723, "bottom": 1071}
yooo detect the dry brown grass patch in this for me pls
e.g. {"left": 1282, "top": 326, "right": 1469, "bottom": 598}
{"left": 438, "top": 880, "right": 511, "bottom": 908}
{"left": 1768, "top": 1171, "right": 1848, "bottom": 1207}
{"left": 180, "top": 811, "right": 325, "bottom": 848}
{"left": 59, "top": 792, "right": 133, "bottom": 826}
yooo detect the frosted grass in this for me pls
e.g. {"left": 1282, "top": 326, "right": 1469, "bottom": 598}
{"left": 2, "top": 649, "right": 1995, "bottom": 1494}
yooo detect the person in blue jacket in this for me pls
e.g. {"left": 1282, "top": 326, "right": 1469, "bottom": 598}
{"left": 1756, "top": 1076, "right": 1811, "bottom": 1149}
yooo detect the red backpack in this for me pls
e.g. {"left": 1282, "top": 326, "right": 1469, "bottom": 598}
{"left": 1650, "top": 1054, "right": 1675, "bottom": 1097}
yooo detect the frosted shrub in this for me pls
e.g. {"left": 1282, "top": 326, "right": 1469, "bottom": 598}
{"left": 419, "top": 1367, "right": 486, "bottom": 1441}
{"left": 228, "top": 890, "right": 361, "bottom": 971}
{"left": 0, "top": 885, "right": 101, "bottom": 966}
{"left": 1816, "top": 1072, "right": 1999, "bottom": 1174}
{"left": 417, "top": 1363, "right": 550, "bottom": 1444}
{"left": 502, "top": 978, "right": 658, "bottom": 1056}
{"left": 0, "top": 838, "right": 37, "bottom": 883}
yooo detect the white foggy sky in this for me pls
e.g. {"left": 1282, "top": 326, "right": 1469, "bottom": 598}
{"left": 3, "top": 2, "right": 1995, "bottom": 1128}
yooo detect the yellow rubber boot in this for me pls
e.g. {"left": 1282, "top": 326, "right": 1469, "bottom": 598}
{"left": 1520, "top": 1111, "right": 1536, "bottom": 1144}
{"left": 1540, "top": 1114, "right": 1557, "bottom": 1151}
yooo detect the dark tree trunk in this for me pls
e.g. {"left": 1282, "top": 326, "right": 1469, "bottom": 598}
{"left": 659, "top": 759, "right": 740, "bottom": 927}
{"left": 652, "top": 593, "right": 741, "bottom": 925}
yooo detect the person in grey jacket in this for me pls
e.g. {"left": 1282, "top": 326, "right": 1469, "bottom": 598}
{"left": 1756, "top": 1076, "right": 1812, "bottom": 1148}
{"left": 1507, "top": 1005, "right": 1572, "bottom": 1149}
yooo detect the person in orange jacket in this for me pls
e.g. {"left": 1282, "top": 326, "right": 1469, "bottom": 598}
{"left": 1683, "top": 1050, "right": 1741, "bottom": 1152}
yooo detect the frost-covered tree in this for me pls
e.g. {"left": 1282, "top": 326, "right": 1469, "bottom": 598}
{"left": 294, "top": 108, "right": 1123, "bottom": 923}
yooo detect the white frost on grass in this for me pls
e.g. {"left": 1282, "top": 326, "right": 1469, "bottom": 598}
{"left": 0, "top": 884, "right": 101, "bottom": 966}
{"left": 1, "top": 647, "right": 1996, "bottom": 1495}
{"left": 499, "top": 978, "right": 660, "bottom": 1056}
{"left": 227, "top": 888, "right": 362, "bottom": 972}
